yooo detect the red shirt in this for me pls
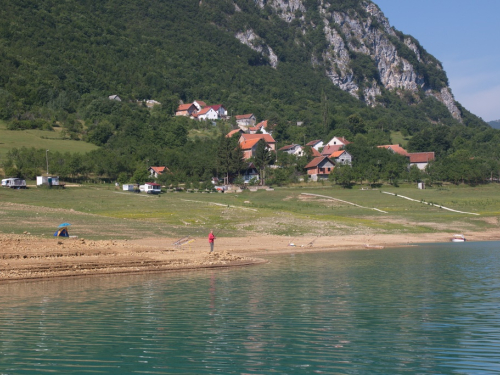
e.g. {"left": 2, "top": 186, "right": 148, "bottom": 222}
{"left": 208, "top": 233, "right": 215, "bottom": 243}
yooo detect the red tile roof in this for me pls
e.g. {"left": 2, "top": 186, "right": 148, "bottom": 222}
{"left": 226, "top": 129, "right": 243, "bottom": 138}
{"left": 196, "top": 107, "right": 212, "bottom": 115}
{"left": 321, "top": 145, "right": 342, "bottom": 155}
{"left": 150, "top": 166, "right": 167, "bottom": 174}
{"left": 336, "top": 137, "right": 350, "bottom": 145}
{"left": 279, "top": 144, "right": 296, "bottom": 151}
{"left": 176, "top": 103, "right": 194, "bottom": 111}
{"left": 240, "top": 133, "right": 276, "bottom": 143}
{"left": 378, "top": 144, "right": 409, "bottom": 156}
{"left": 311, "top": 148, "right": 322, "bottom": 157}
{"left": 305, "top": 156, "right": 333, "bottom": 169}
{"left": 210, "top": 104, "right": 225, "bottom": 111}
{"left": 194, "top": 100, "right": 206, "bottom": 107}
{"left": 409, "top": 152, "right": 435, "bottom": 163}
{"left": 235, "top": 113, "right": 255, "bottom": 120}
{"left": 240, "top": 138, "right": 261, "bottom": 150}
{"left": 249, "top": 120, "right": 268, "bottom": 131}
{"left": 306, "top": 140, "right": 322, "bottom": 146}
{"left": 330, "top": 150, "right": 346, "bottom": 158}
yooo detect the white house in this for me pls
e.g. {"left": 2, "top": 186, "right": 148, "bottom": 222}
{"left": 306, "top": 140, "right": 324, "bottom": 150}
{"left": 409, "top": 152, "right": 435, "bottom": 170}
{"left": 193, "top": 107, "right": 218, "bottom": 121}
{"left": 248, "top": 120, "right": 271, "bottom": 135}
{"left": 279, "top": 144, "right": 304, "bottom": 156}
{"left": 326, "top": 136, "right": 350, "bottom": 147}
{"left": 210, "top": 105, "right": 227, "bottom": 119}
{"left": 108, "top": 95, "right": 121, "bottom": 101}
{"left": 148, "top": 166, "right": 168, "bottom": 178}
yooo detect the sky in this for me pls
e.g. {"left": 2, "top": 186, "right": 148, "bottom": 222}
{"left": 373, "top": 0, "right": 500, "bottom": 122}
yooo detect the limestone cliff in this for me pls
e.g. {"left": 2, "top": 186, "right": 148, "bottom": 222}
{"left": 232, "top": 0, "right": 462, "bottom": 121}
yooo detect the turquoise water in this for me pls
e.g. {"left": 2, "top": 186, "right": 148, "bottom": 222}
{"left": 1, "top": 242, "right": 500, "bottom": 374}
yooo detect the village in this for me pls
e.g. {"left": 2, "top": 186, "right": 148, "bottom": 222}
{"left": 137, "top": 99, "right": 436, "bottom": 192}
{"left": 2, "top": 98, "right": 436, "bottom": 193}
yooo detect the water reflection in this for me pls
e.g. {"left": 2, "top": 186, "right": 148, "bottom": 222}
{"left": 1, "top": 242, "right": 500, "bottom": 373}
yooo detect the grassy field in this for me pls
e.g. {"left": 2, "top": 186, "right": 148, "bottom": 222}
{"left": 390, "top": 131, "right": 411, "bottom": 147}
{"left": 0, "top": 120, "right": 99, "bottom": 158}
{"left": 1, "top": 183, "right": 499, "bottom": 240}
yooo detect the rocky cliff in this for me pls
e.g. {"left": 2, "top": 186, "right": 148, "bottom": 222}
{"left": 233, "top": 0, "right": 461, "bottom": 121}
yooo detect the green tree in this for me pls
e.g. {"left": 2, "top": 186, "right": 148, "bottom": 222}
{"left": 253, "top": 140, "right": 274, "bottom": 185}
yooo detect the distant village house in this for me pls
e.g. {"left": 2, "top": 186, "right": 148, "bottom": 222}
{"left": 304, "top": 156, "right": 335, "bottom": 181}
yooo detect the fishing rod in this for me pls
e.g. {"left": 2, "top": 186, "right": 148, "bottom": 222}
{"left": 214, "top": 221, "right": 229, "bottom": 237}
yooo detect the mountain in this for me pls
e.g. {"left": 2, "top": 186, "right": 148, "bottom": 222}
{"left": 236, "top": 0, "right": 460, "bottom": 119}
{"left": 1, "top": 0, "right": 499, "bottom": 185}
{"left": 0, "top": 0, "right": 485, "bottom": 129}
{"left": 488, "top": 120, "right": 500, "bottom": 129}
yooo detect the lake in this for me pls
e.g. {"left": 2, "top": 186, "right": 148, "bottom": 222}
{"left": 1, "top": 242, "right": 500, "bottom": 374}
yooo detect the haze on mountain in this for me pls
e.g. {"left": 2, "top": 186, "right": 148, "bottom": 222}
{"left": 1, "top": 0, "right": 499, "bottom": 185}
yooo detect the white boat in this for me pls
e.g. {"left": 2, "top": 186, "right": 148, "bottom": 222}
{"left": 451, "top": 234, "right": 466, "bottom": 242}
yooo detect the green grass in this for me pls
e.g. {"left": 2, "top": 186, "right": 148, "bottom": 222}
{"left": 0, "top": 120, "right": 99, "bottom": 159}
{"left": 1, "top": 183, "right": 499, "bottom": 240}
{"left": 390, "top": 131, "right": 411, "bottom": 147}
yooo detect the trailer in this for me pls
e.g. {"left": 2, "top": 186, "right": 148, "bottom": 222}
{"left": 139, "top": 182, "right": 162, "bottom": 194}
{"left": 1, "top": 178, "right": 27, "bottom": 189}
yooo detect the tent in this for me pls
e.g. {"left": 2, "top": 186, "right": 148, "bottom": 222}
{"left": 54, "top": 223, "right": 70, "bottom": 237}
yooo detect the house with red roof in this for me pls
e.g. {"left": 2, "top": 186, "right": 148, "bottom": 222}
{"left": 321, "top": 144, "right": 343, "bottom": 156}
{"left": 235, "top": 114, "right": 257, "bottom": 129}
{"left": 226, "top": 129, "right": 245, "bottom": 138}
{"left": 304, "top": 156, "right": 335, "bottom": 181}
{"left": 209, "top": 104, "right": 227, "bottom": 119}
{"left": 148, "top": 166, "right": 169, "bottom": 178}
{"left": 330, "top": 150, "right": 352, "bottom": 165}
{"left": 306, "top": 139, "right": 324, "bottom": 150}
{"left": 377, "top": 144, "right": 409, "bottom": 156}
{"left": 310, "top": 147, "right": 322, "bottom": 157}
{"left": 326, "top": 136, "right": 351, "bottom": 147}
{"left": 279, "top": 144, "right": 304, "bottom": 156}
{"left": 239, "top": 133, "right": 276, "bottom": 159}
{"left": 249, "top": 120, "right": 271, "bottom": 134}
{"left": 175, "top": 103, "right": 197, "bottom": 117}
{"left": 192, "top": 106, "right": 218, "bottom": 121}
{"left": 408, "top": 152, "right": 435, "bottom": 170}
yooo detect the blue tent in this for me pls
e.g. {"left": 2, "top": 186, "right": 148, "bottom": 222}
{"left": 54, "top": 223, "right": 71, "bottom": 237}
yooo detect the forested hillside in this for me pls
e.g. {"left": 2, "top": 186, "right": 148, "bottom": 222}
{"left": 1, "top": 0, "right": 499, "bottom": 185}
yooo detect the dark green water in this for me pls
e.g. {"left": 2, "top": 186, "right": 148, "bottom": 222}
{"left": 1, "top": 242, "right": 500, "bottom": 374}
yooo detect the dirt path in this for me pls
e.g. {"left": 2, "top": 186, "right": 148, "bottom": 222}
{"left": 2, "top": 229, "right": 500, "bottom": 282}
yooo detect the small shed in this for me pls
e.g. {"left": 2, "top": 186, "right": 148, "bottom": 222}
{"left": 123, "top": 184, "right": 135, "bottom": 191}
{"left": 37, "top": 176, "right": 60, "bottom": 186}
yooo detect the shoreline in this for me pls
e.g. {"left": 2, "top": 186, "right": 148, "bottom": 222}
{"left": 2, "top": 230, "right": 500, "bottom": 283}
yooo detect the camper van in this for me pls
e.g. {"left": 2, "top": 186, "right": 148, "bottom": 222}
{"left": 1, "top": 178, "right": 27, "bottom": 189}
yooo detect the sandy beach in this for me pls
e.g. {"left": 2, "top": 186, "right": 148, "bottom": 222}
{"left": 2, "top": 229, "right": 500, "bottom": 282}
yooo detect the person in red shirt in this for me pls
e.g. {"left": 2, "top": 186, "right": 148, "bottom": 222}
{"left": 208, "top": 230, "right": 216, "bottom": 253}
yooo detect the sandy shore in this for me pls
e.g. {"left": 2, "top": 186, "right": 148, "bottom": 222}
{"left": 2, "top": 230, "right": 500, "bottom": 282}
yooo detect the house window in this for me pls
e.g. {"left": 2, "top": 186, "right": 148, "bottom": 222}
{"left": 328, "top": 168, "right": 331, "bottom": 172}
